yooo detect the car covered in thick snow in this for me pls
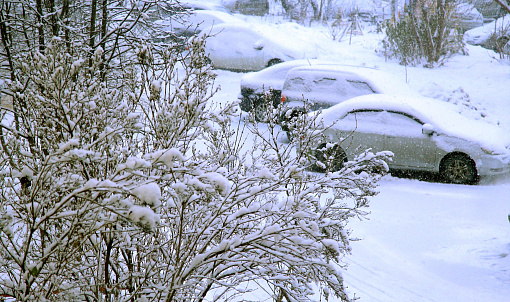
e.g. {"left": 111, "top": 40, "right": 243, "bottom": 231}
{"left": 222, "top": 0, "right": 269, "bottom": 16}
{"left": 154, "top": 9, "right": 241, "bottom": 39}
{"left": 299, "top": 94, "right": 510, "bottom": 184}
{"left": 201, "top": 23, "right": 318, "bottom": 72}
{"left": 463, "top": 15, "right": 510, "bottom": 54}
{"left": 279, "top": 64, "right": 419, "bottom": 121}
{"left": 238, "top": 59, "right": 343, "bottom": 121}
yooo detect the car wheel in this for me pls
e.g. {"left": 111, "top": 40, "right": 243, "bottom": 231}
{"left": 267, "top": 58, "right": 282, "bottom": 67}
{"left": 440, "top": 153, "right": 478, "bottom": 184}
{"left": 253, "top": 102, "right": 269, "bottom": 122}
{"left": 280, "top": 107, "right": 305, "bottom": 131}
{"left": 312, "top": 142, "right": 347, "bottom": 172}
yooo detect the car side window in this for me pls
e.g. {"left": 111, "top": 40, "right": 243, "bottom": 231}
{"left": 314, "top": 75, "right": 377, "bottom": 101}
{"left": 313, "top": 77, "right": 336, "bottom": 87}
{"left": 346, "top": 80, "right": 376, "bottom": 94}
{"left": 337, "top": 110, "right": 383, "bottom": 132}
{"left": 338, "top": 110, "right": 423, "bottom": 136}
{"left": 285, "top": 77, "right": 307, "bottom": 90}
{"left": 380, "top": 111, "right": 423, "bottom": 137}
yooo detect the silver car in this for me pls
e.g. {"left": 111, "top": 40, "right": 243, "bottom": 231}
{"left": 305, "top": 94, "right": 510, "bottom": 184}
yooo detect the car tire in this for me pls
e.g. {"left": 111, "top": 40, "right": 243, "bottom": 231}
{"left": 440, "top": 153, "right": 478, "bottom": 184}
{"left": 267, "top": 58, "right": 282, "bottom": 67}
{"left": 253, "top": 102, "right": 269, "bottom": 122}
{"left": 312, "top": 142, "right": 347, "bottom": 172}
{"left": 280, "top": 107, "right": 305, "bottom": 131}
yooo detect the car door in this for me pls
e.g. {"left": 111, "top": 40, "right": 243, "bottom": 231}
{"left": 328, "top": 110, "right": 387, "bottom": 158}
{"left": 379, "top": 111, "right": 438, "bottom": 169}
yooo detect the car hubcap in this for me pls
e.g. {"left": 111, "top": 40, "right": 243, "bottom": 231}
{"left": 446, "top": 159, "right": 470, "bottom": 182}
{"left": 253, "top": 103, "right": 268, "bottom": 122}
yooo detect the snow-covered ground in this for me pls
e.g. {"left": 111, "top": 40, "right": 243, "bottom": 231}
{"left": 209, "top": 15, "right": 510, "bottom": 302}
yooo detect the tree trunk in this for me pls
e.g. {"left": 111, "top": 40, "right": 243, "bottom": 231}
{"left": 89, "top": 0, "right": 98, "bottom": 66}
{"left": 36, "top": 0, "right": 45, "bottom": 52}
{"left": 493, "top": 0, "right": 510, "bottom": 14}
{"left": 46, "top": 0, "right": 59, "bottom": 37}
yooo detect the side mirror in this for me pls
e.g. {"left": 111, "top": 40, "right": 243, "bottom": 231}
{"left": 422, "top": 123, "right": 435, "bottom": 135}
{"left": 253, "top": 41, "right": 264, "bottom": 50}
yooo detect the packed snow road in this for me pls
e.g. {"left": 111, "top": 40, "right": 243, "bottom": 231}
{"left": 345, "top": 175, "right": 510, "bottom": 302}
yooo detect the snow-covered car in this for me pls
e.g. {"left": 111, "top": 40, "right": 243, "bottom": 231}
{"left": 464, "top": 15, "right": 510, "bottom": 53}
{"left": 239, "top": 59, "right": 344, "bottom": 121}
{"left": 221, "top": 0, "right": 269, "bottom": 16}
{"left": 201, "top": 22, "right": 318, "bottom": 72}
{"left": 281, "top": 64, "right": 419, "bottom": 112}
{"left": 301, "top": 94, "right": 510, "bottom": 184}
{"left": 180, "top": 0, "right": 233, "bottom": 14}
{"left": 154, "top": 9, "right": 241, "bottom": 39}
{"left": 453, "top": 2, "right": 484, "bottom": 31}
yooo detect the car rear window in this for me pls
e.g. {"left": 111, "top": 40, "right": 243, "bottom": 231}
{"left": 347, "top": 80, "right": 376, "bottom": 94}
{"left": 283, "top": 70, "right": 377, "bottom": 105}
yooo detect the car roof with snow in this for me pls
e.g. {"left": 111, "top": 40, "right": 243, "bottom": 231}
{"left": 206, "top": 22, "right": 318, "bottom": 60}
{"left": 283, "top": 64, "right": 419, "bottom": 96}
{"left": 316, "top": 94, "right": 510, "bottom": 152}
{"left": 240, "top": 59, "right": 347, "bottom": 91}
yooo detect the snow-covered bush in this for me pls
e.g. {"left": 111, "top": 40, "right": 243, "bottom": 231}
{"left": 381, "top": 0, "right": 466, "bottom": 66}
{"left": 0, "top": 2, "right": 390, "bottom": 301}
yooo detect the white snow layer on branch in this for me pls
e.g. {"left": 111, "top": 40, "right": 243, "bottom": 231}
{"left": 257, "top": 167, "right": 275, "bottom": 179}
{"left": 132, "top": 183, "right": 162, "bottom": 207}
{"left": 151, "top": 148, "right": 186, "bottom": 168}
{"left": 192, "top": 172, "right": 231, "bottom": 195}
{"left": 128, "top": 205, "right": 159, "bottom": 231}
{"left": 57, "top": 138, "right": 80, "bottom": 153}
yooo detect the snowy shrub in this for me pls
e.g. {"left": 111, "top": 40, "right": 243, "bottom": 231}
{"left": 381, "top": 0, "right": 466, "bottom": 67}
{"left": 0, "top": 2, "right": 390, "bottom": 301}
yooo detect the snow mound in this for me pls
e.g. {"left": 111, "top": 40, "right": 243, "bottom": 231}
{"left": 419, "top": 83, "right": 492, "bottom": 122}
